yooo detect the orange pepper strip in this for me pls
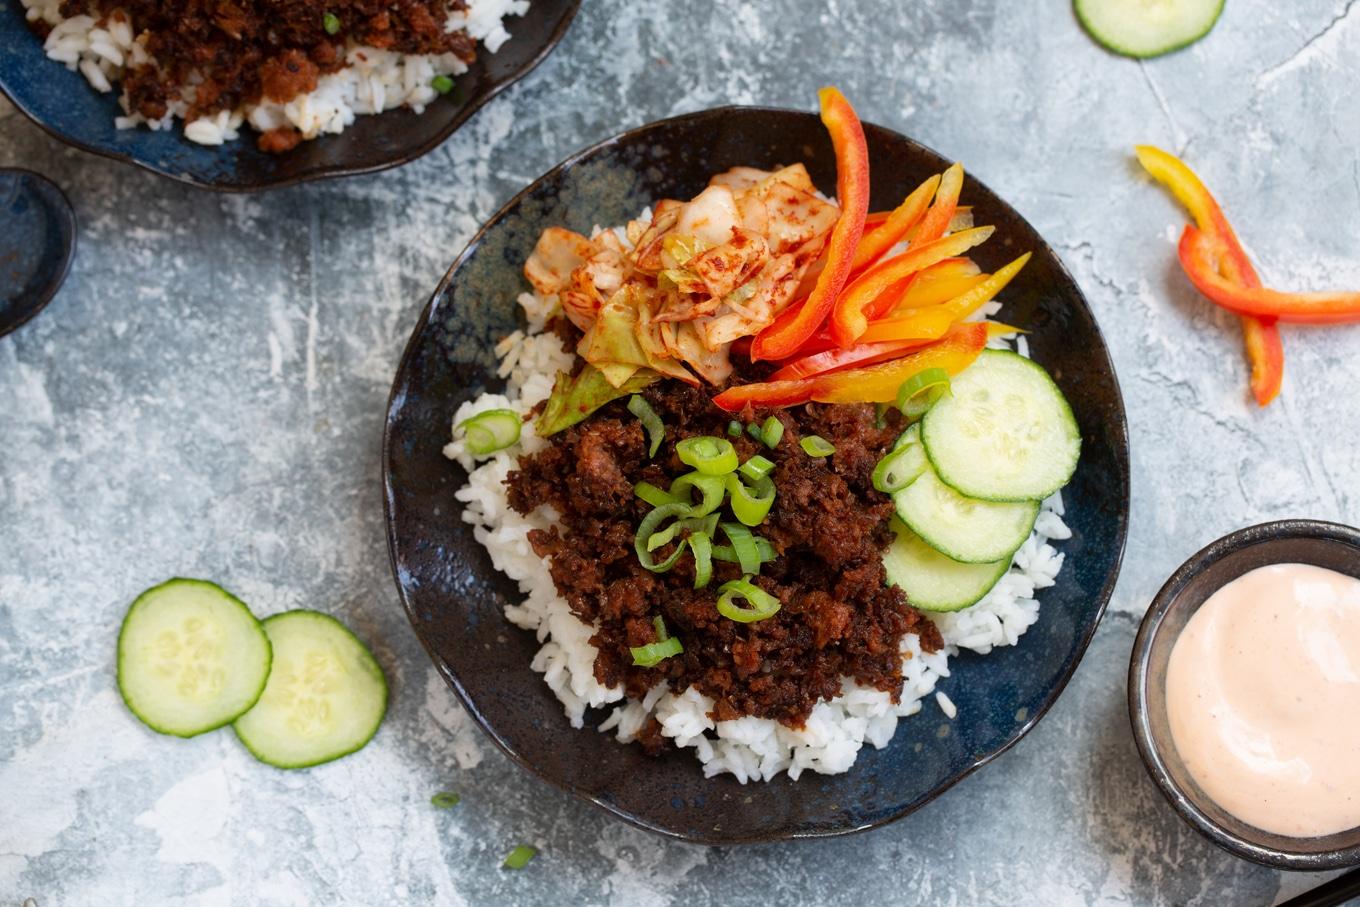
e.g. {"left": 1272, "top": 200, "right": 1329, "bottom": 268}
{"left": 713, "top": 323, "right": 988, "bottom": 411}
{"left": 863, "top": 257, "right": 982, "bottom": 320}
{"left": 907, "top": 163, "right": 963, "bottom": 249}
{"left": 750, "top": 88, "right": 870, "bottom": 362}
{"left": 1135, "top": 145, "right": 1283, "bottom": 406}
{"left": 859, "top": 253, "right": 1032, "bottom": 344}
{"left": 849, "top": 174, "right": 941, "bottom": 273}
{"left": 1178, "top": 227, "right": 1360, "bottom": 324}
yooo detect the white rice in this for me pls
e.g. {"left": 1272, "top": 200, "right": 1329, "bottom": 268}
{"left": 22, "top": 0, "right": 529, "bottom": 145}
{"left": 447, "top": 291, "right": 1071, "bottom": 784}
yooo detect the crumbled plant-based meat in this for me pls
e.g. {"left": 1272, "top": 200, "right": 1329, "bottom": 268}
{"left": 508, "top": 330, "right": 943, "bottom": 740}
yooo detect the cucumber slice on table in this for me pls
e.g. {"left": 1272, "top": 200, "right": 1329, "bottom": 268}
{"left": 882, "top": 519, "right": 1009, "bottom": 613}
{"left": 922, "top": 350, "right": 1080, "bottom": 503}
{"left": 1074, "top": 0, "right": 1224, "bottom": 59}
{"left": 894, "top": 466, "right": 1040, "bottom": 564}
{"left": 233, "top": 610, "right": 387, "bottom": 769}
{"left": 117, "top": 578, "right": 272, "bottom": 737}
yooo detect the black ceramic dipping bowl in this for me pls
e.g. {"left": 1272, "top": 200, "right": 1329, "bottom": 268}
{"left": 0, "top": 168, "right": 75, "bottom": 337}
{"left": 0, "top": 0, "right": 579, "bottom": 191}
{"left": 384, "top": 106, "right": 1130, "bottom": 844}
{"left": 1130, "top": 520, "right": 1360, "bottom": 871}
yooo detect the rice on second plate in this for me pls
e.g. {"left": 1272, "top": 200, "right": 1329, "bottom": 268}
{"left": 21, "top": 0, "right": 528, "bottom": 148}
{"left": 446, "top": 287, "right": 1072, "bottom": 784}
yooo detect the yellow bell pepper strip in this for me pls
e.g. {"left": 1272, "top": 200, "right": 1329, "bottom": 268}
{"left": 859, "top": 253, "right": 1032, "bottom": 343}
{"left": 751, "top": 87, "right": 870, "bottom": 362}
{"left": 849, "top": 174, "right": 941, "bottom": 273}
{"left": 824, "top": 226, "right": 995, "bottom": 348}
{"left": 713, "top": 323, "right": 987, "bottom": 411}
{"left": 1178, "top": 227, "right": 1360, "bottom": 324}
{"left": 1135, "top": 145, "right": 1283, "bottom": 406}
{"left": 864, "top": 257, "right": 983, "bottom": 320}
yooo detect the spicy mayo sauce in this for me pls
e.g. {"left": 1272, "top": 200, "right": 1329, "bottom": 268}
{"left": 1165, "top": 563, "right": 1360, "bottom": 838}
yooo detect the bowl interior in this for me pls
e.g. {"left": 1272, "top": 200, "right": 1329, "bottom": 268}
{"left": 1135, "top": 521, "right": 1360, "bottom": 869}
{"left": 383, "top": 106, "right": 1130, "bottom": 843}
{"left": 0, "top": 0, "right": 579, "bottom": 190}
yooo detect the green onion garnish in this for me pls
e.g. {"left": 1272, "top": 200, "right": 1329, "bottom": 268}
{"left": 632, "top": 615, "right": 682, "bottom": 665}
{"left": 760, "top": 416, "right": 784, "bottom": 449}
{"left": 746, "top": 422, "right": 765, "bottom": 443}
{"left": 669, "top": 471, "right": 726, "bottom": 517}
{"left": 634, "top": 503, "right": 692, "bottom": 572}
{"left": 726, "top": 473, "right": 775, "bottom": 526}
{"left": 322, "top": 11, "right": 341, "bottom": 34}
{"left": 895, "top": 367, "right": 952, "bottom": 421}
{"left": 431, "top": 74, "right": 455, "bottom": 95}
{"left": 652, "top": 615, "right": 668, "bottom": 639}
{"left": 647, "top": 514, "right": 717, "bottom": 552}
{"left": 690, "top": 530, "right": 713, "bottom": 588}
{"left": 872, "top": 444, "right": 926, "bottom": 494}
{"left": 716, "top": 576, "right": 782, "bottom": 623}
{"left": 431, "top": 791, "right": 461, "bottom": 809}
{"left": 738, "top": 454, "right": 775, "bottom": 482}
{"left": 712, "top": 536, "right": 776, "bottom": 565}
{"left": 719, "top": 523, "right": 763, "bottom": 574}
{"left": 628, "top": 395, "right": 665, "bottom": 457}
{"left": 634, "top": 481, "right": 680, "bottom": 508}
{"left": 676, "top": 436, "right": 738, "bottom": 475}
{"left": 874, "top": 403, "right": 889, "bottom": 429}
{"left": 457, "top": 408, "right": 521, "bottom": 456}
{"left": 800, "top": 435, "right": 836, "bottom": 457}
{"left": 502, "top": 845, "right": 538, "bottom": 870}
{"left": 727, "top": 420, "right": 743, "bottom": 438}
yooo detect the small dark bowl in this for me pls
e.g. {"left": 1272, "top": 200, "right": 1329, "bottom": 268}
{"left": 0, "top": 168, "right": 76, "bottom": 336}
{"left": 0, "top": 1, "right": 579, "bottom": 191}
{"left": 383, "top": 105, "right": 1131, "bottom": 843}
{"left": 1130, "top": 519, "right": 1360, "bottom": 871}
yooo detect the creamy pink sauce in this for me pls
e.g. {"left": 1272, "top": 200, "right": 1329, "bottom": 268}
{"left": 1166, "top": 563, "right": 1360, "bottom": 838}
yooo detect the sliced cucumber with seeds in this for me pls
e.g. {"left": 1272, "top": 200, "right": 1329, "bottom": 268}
{"left": 233, "top": 610, "right": 387, "bottom": 769}
{"left": 117, "top": 578, "right": 272, "bottom": 738}
{"left": 1074, "top": 0, "right": 1224, "bottom": 59}
{"left": 894, "top": 466, "right": 1040, "bottom": 564}
{"left": 882, "top": 519, "right": 1009, "bottom": 613}
{"left": 922, "top": 350, "right": 1080, "bottom": 503}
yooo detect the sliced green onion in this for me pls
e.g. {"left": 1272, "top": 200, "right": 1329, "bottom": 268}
{"left": 628, "top": 395, "right": 665, "bottom": 457}
{"left": 630, "top": 635, "right": 683, "bottom": 667}
{"left": 431, "top": 74, "right": 454, "bottom": 95}
{"left": 690, "top": 531, "right": 714, "bottom": 589}
{"left": 502, "top": 845, "right": 538, "bottom": 870}
{"left": 634, "top": 481, "right": 680, "bottom": 508}
{"left": 716, "top": 577, "right": 782, "bottom": 623}
{"left": 634, "top": 503, "right": 692, "bottom": 572}
{"left": 647, "top": 514, "right": 717, "bottom": 552}
{"left": 874, "top": 403, "right": 889, "bottom": 429}
{"left": 322, "top": 11, "right": 341, "bottom": 33}
{"left": 738, "top": 454, "right": 775, "bottom": 482}
{"left": 872, "top": 444, "right": 925, "bottom": 494}
{"left": 720, "top": 523, "right": 763, "bottom": 574}
{"left": 760, "top": 416, "right": 785, "bottom": 449}
{"left": 727, "top": 420, "right": 743, "bottom": 438}
{"left": 746, "top": 422, "right": 765, "bottom": 443}
{"left": 652, "top": 615, "right": 668, "bottom": 640}
{"left": 713, "top": 536, "right": 776, "bottom": 565}
{"left": 726, "top": 473, "right": 775, "bottom": 526}
{"left": 457, "top": 408, "right": 521, "bottom": 455}
{"left": 895, "top": 367, "right": 952, "bottom": 421}
{"left": 800, "top": 435, "right": 836, "bottom": 457}
{"left": 676, "top": 436, "right": 738, "bottom": 475}
{"left": 669, "top": 472, "right": 726, "bottom": 516}
{"left": 431, "top": 791, "right": 460, "bottom": 809}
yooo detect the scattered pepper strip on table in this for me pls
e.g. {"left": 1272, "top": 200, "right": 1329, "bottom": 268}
{"left": 1135, "top": 145, "right": 1284, "bottom": 406}
{"left": 750, "top": 87, "right": 870, "bottom": 362}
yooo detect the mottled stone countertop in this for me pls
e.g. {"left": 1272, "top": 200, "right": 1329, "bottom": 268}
{"left": 3, "top": 0, "right": 1360, "bottom": 904}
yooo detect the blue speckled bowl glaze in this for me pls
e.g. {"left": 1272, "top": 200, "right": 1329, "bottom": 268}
{"left": 0, "top": 168, "right": 75, "bottom": 336}
{"left": 383, "top": 106, "right": 1131, "bottom": 844}
{"left": 0, "top": 0, "right": 579, "bottom": 191}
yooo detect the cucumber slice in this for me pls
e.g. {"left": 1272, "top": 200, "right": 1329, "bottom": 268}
{"left": 882, "top": 519, "right": 1009, "bottom": 612}
{"left": 887, "top": 423, "right": 930, "bottom": 481}
{"left": 233, "top": 611, "right": 388, "bottom": 769}
{"left": 1074, "top": 0, "right": 1224, "bottom": 59}
{"left": 117, "top": 578, "right": 272, "bottom": 738}
{"left": 894, "top": 466, "right": 1040, "bottom": 563}
{"left": 922, "top": 350, "right": 1080, "bottom": 503}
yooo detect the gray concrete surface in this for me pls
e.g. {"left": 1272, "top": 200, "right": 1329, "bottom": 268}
{"left": 3, "top": 0, "right": 1360, "bottom": 904}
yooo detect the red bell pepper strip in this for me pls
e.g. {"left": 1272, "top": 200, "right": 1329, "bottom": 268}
{"left": 767, "top": 339, "right": 932, "bottom": 382}
{"left": 1135, "top": 145, "right": 1283, "bottom": 406}
{"left": 714, "top": 323, "right": 988, "bottom": 411}
{"left": 1179, "top": 227, "right": 1360, "bottom": 324}
{"left": 750, "top": 88, "right": 870, "bottom": 362}
{"left": 826, "top": 226, "right": 994, "bottom": 347}
{"left": 849, "top": 174, "right": 940, "bottom": 273}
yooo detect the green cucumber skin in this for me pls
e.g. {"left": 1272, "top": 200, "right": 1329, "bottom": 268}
{"left": 1073, "top": 0, "right": 1225, "bottom": 59}
{"left": 116, "top": 578, "right": 273, "bottom": 739}
{"left": 232, "top": 610, "right": 389, "bottom": 770}
{"left": 882, "top": 522, "right": 1010, "bottom": 613}
{"left": 895, "top": 474, "right": 1040, "bottom": 565}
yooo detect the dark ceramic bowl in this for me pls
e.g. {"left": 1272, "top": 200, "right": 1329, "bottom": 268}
{"left": 0, "top": 1, "right": 579, "bottom": 191}
{"left": 383, "top": 106, "right": 1131, "bottom": 844}
{"left": 1130, "top": 520, "right": 1360, "bottom": 871}
{"left": 1, "top": 168, "right": 75, "bottom": 337}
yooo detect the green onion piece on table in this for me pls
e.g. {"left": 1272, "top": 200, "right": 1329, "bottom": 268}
{"left": 634, "top": 503, "right": 692, "bottom": 572}
{"left": 431, "top": 74, "right": 454, "bottom": 95}
{"left": 719, "top": 523, "right": 763, "bottom": 574}
{"left": 727, "top": 420, "right": 743, "bottom": 438}
{"left": 627, "top": 395, "right": 665, "bottom": 457}
{"left": 760, "top": 416, "right": 784, "bottom": 449}
{"left": 322, "top": 11, "right": 341, "bottom": 33}
{"left": 634, "top": 481, "right": 680, "bottom": 508}
{"left": 872, "top": 444, "right": 922, "bottom": 493}
{"left": 675, "top": 436, "right": 738, "bottom": 475}
{"left": 895, "top": 367, "right": 952, "bottom": 421}
{"left": 738, "top": 454, "right": 775, "bottom": 482}
{"left": 800, "top": 435, "right": 836, "bottom": 457}
{"left": 502, "top": 845, "right": 538, "bottom": 870}
{"left": 457, "top": 408, "right": 521, "bottom": 456}
{"left": 690, "top": 531, "right": 714, "bottom": 588}
{"left": 726, "top": 473, "right": 775, "bottom": 526}
{"left": 430, "top": 791, "right": 460, "bottom": 809}
{"left": 716, "top": 577, "right": 782, "bottom": 623}
{"left": 669, "top": 472, "right": 726, "bottom": 516}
